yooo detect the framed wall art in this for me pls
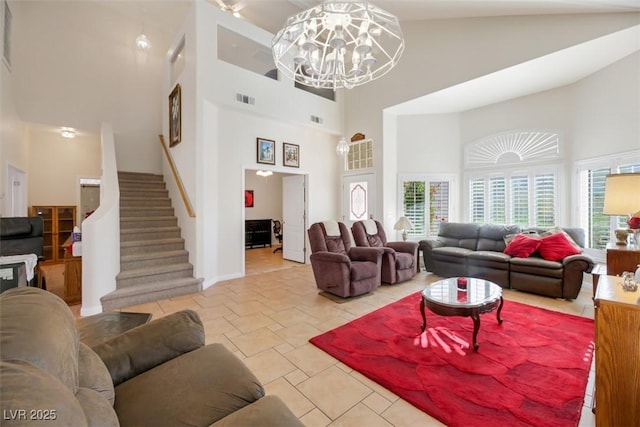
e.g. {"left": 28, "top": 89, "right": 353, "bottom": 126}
{"left": 169, "top": 83, "right": 181, "bottom": 147}
{"left": 257, "top": 138, "right": 275, "bottom": 165}
{"left": 283, "top": 142, "right": 299, "bottom": 168}
{"left": 244, "top": 190, "right": 254, "bottom": 208}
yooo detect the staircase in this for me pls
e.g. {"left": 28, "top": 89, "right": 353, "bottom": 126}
{"left": 100, "top": 172, "right": 202, "bottom": 311}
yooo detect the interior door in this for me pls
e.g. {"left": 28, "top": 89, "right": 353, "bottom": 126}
{"left": 282, "top": 175, "right": 306, "bottom": 263}
{"left": 342, "top": 173, "right": 376, "bottom": 229}
{"left": 7, "top": 164, "right": 27, "bottom": 216}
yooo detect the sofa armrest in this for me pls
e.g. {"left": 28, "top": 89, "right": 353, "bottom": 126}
{"left": 387, "top": 241, "right": 419, "bottom": 255}
{"left": 92, "top": 310, "right": 205, "bottom": 386}
{"left": 419, "top": 239, "right": 443, "bottom": 272}
{"left": 419, "top": 239, "right": 443, "bottom": 251}
{"left": 310, "top": 251, "right": 350, "bottom": 264}
{"left": 349, "top": 247, "right": 384, "bottom": 263}
{"left": 562, "top": 254, "right": 595, "bottom": 299}
{"left": 562, "top": 253, "right": 594, "bottom": 269}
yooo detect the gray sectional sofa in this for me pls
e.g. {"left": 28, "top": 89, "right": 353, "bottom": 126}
{"left": 419, "top": 222, "right": 594, "bottom": 299}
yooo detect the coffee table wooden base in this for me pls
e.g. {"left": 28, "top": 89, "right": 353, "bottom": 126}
{"left": 420, "top": 295, "right": 504, "bottom": 351}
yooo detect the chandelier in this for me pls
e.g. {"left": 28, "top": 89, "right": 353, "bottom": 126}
{"left": 272, "top": 1, "right": 404, "bottom": 91}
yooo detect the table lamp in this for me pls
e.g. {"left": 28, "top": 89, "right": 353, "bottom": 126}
{"left": 394, "top": 216, "right": 414, "bottom": 241}
{"left": 603, "top": 173, "right": 640, "bottom": 245}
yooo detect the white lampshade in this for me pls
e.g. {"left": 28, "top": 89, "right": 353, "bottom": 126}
{"left": 603, "top": 173, "right": 640, "bottom": 215}
{"left": 393, "top": 216, "right": 413, "bottom": 231}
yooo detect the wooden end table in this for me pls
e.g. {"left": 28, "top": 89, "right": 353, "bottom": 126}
{"left": 420, "top": 277, "right": 503, "bottom": 351}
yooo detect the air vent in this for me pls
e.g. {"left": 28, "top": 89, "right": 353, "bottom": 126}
{"left": 310, "top": 115, "right": 323, "bottom": 124}
{"left": 235, "top": 92, "right": 255, "bottom": 106}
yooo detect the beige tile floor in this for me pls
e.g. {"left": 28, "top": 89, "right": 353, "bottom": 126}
{"left": 49, "top": 248, "right": 596, "bottom": 426}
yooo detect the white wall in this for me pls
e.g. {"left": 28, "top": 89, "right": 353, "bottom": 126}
{"left": 0, "top": 1, "right": 27, "bottom": 217}
{"left": 212, "top": 108, "right": 340, "bottom": 281}
{"left": 11, "top": 1, "right": 183, "bottom": 175}
{"left": 397, "top": 114, "right": 462, "bottom": 174}
{"left": 570, "top": 51, "right": 640, "bottom": 160}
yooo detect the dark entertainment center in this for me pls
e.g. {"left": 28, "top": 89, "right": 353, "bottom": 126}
{"left": 245, "top": 219, "right": 272, "bottom": 248}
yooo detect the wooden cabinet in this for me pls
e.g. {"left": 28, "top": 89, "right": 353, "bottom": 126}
{"left": 245, "top": 219, "right": 272, "bottom": 248}
{"left": 30, "top": 206, "right": 76, "bottom": 264}
{"left": 63, "top": 237, "right": 82, "bottom": 305}
{"left": 594, "top": 275, "right": 640, "bottom": 426}
{"left": 606, "top": 243, "right": 640, "bottom": 276}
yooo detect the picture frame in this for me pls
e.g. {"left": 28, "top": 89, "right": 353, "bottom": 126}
{"left": 257, "top": 138, "right": 275, "bottom": 165}
{"left": 169, "top": 83, "right": 182, "bottom": 147}
{"left": 283, "top": 142, "right": 300, "bottom": 168}
{"left": 244, "top": 190, "right": 254, "bottom": 208}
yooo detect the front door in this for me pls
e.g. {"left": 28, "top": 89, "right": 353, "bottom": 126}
{"left": 282, "top": 175, "right": 306, "bottom": 263}
{"left": 342, "top": 173, "right": 376, "bottom": 229}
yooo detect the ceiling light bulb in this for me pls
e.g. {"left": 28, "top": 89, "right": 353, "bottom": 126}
{"left": 60, "top": 127, "right": 76, "bottom": 139}
{"left": 135, "top": 33, "right": 151, "bottom": 51}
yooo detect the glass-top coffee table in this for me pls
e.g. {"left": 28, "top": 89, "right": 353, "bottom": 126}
{"left": 420, "top": 277, "right": 503, "bottom": 351}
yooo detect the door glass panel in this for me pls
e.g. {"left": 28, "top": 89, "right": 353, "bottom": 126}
{"left": 349, "top": 182, "right": 368, "bottom": 221}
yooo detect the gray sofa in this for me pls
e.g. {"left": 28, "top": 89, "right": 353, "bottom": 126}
{"left": 0, "top": 287, "right": 303, "bottom": 427}
{"left": 419, "top": 222, "right": 594, "bottom": 299}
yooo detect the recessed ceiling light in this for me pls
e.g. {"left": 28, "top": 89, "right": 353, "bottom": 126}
{"left": 135, "top": 33, "right": 151, "bottom": 51}
{"left": 60, "top": 127, "right": 76, "bottom": 138}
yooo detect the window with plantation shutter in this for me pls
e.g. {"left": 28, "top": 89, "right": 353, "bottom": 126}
{"left": 429, "top": 181, "right": 449, "bottom": 235}
{"left": 403, "top": 181, "right": 426, "bottom": 237}
{"left": 488, "top": 177, "right": 506, "bottom": 224}
{"left": 465, "top": 129, "right": 561, "bottom": 226}
{"left": 470, "top": 178, "right": 485, "bottom": 223}
{"left": 399, "top": 175, "right": 455, "bottom": 239}
{"left": 510, "top": 175, "right": 529, "bottom": 227}
{"left": 534, "top": 174, "right": 556, "bottom": 227}
{"left": 467, "top": 171, "right": 557, "bottom": 226}
{"left": 575, "top": 152, "right": 640, "bottom": 259}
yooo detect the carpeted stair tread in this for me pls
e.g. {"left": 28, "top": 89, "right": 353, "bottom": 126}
{"left": 120, "top": 218, "right": 178, "bottom": 230}
{"left": 120, "top": 207, "right": 175, "bottom": 217}
{"left": 121, "top": 226, "right": 180, "bottom": 235}
{"left": 120, "top": 237, "right": 184, "bottom": 248}
{"left": 100, "top": 278, "right": 202, "bottom": 312}
{"left": 117, "top": 262, "right": 193, "bottom": 279}
{"left": 120, "top": 249, "right": 189, "bottom": 271}
{"left": 120, "top": 250, "right": 189, "bottom": 264}
{"left": 118, "top": 172, "right": 163, "bottom": 180}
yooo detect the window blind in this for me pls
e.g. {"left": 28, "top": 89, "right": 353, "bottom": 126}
{"left": 488, "top": 177, "right": 506, "bottom": 224}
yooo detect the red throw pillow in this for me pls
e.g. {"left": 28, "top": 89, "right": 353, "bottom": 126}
{"left": 537, "top": 232, "right": 582, "bottom": 261}
{"left": 504, "top": 234, "right": 541, "bottom": 258}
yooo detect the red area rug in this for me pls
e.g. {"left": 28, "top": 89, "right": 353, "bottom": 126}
{"left": 309, "top": 292, "right": 594, "bottom": 427}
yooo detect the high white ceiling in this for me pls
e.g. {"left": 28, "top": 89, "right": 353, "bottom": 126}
{"left": 229, "top": 0, "right": 640, "bottom": 34}
{"left": 110, "top": 0, "right": 640, "bottom": 38}
{"left": 101, "top": 0, "right": 640, "bottom": 115}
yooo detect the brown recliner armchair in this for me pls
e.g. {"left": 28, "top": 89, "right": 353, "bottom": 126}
{"left": 308, "top": 221, "right": 384, "bottom": 298}
{"left": 352, "top": 220, "right": 419, "bottom": 284}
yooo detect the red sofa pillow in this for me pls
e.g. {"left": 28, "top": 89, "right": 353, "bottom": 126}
{"left": 537, "top": 232, "right": 582, "bottom": 261}
{"left": 504, "top": 234, "right": 541, "bottom": 258}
